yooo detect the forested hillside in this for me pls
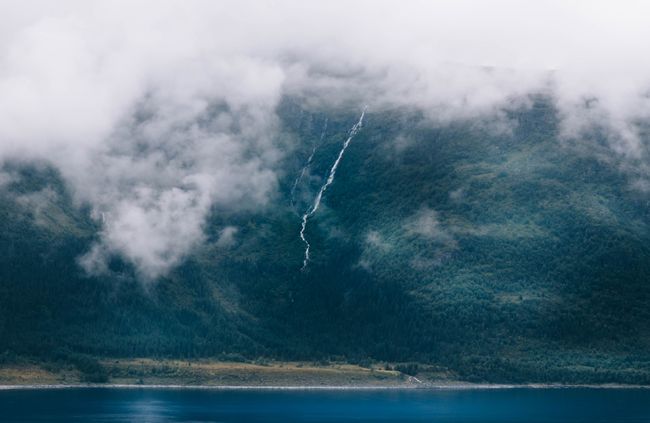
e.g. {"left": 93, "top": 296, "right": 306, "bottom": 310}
{"left": 2, "top": 97, "right": 650, "bottom": 383}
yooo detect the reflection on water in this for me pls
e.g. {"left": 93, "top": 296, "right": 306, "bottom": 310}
{"left": 1, "top": 387, "right": 650, "bottom": 422}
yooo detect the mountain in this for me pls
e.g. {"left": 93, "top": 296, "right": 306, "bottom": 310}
{"left": 1, "top": 96, "right": 650, "bottom": 384}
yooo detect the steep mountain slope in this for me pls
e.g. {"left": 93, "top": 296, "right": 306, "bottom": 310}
{"left": 2, "top": 97, "right": 650, "bottom": 383}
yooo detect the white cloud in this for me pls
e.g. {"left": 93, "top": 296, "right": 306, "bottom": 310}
{"left": 404, "top": 208, "right": 456, "bottom": 247}
{"left": 2, "top": 0, "right": 650, "bottom": 278}
{"left": 365, "top": 230, "right": 392, "bottom": 252}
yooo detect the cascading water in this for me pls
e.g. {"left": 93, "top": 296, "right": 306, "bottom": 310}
{"left": 299, "top": 108, "right": 366, "bottom": 270}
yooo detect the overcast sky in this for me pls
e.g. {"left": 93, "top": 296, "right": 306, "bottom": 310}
{"left": 1, "top": 0, "right": 649, "bottom": 279}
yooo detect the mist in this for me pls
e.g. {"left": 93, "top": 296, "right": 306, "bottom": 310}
{"left": 2, "top": 0, "right": 650, "bottom": 279}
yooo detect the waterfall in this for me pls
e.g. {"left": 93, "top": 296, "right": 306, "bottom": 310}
{"left": 299, "top": 108, "right": 366, "bottom": 270}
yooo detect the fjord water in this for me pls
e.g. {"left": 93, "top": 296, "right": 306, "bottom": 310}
{"left": 1, "top": 388, "right": 650, "bottom": 422}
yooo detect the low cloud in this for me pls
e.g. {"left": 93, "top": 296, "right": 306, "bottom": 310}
{"left": 2, "top": 1, "right": 650, "bottom": 279}
{"left": 216, "top": 226, "right": 239, "bottom": 249}
{"left": 0, "top": 170, "right": 16, "bottom": 189}
{"left": 365, "top": 230, "right": 392, "bottom": 252}
{"left": 404, "top": 208, "right": 455, "bottom": 245}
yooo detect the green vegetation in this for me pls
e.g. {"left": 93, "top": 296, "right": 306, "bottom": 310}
{"left": 1, "top": 97, "right": 650, "bottom": 384}
{"left": 0, "top": 358, "right": 413, "bottom": 386}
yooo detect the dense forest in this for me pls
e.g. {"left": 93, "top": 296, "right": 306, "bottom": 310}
{"left": 1, "top": 97, "right": 650, "bottom": 384}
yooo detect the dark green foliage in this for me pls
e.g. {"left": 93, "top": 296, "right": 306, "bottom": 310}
{"left": 70, "top": 354, "right": 109, "bottom": 383}
{"left": 395, "top": 363, "right": 419, "bottom": 376}
{"left": 1, "top": 97, "right": 650, "bottom": 383}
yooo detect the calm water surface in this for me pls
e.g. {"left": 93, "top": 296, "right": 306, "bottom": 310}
{"left": 1, "top": 387, "right": 649, "bottom": 422}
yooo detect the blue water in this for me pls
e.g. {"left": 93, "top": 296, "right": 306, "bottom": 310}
{"left": 1, "top": 387, "right": 649, "bottom": 422}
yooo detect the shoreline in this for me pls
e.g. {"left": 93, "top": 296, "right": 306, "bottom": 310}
{"left": 3, "top": 359, "right": 649, "bottom": 391}
{"left": 1, "top": 383, "right": 649, "bottom": 391}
